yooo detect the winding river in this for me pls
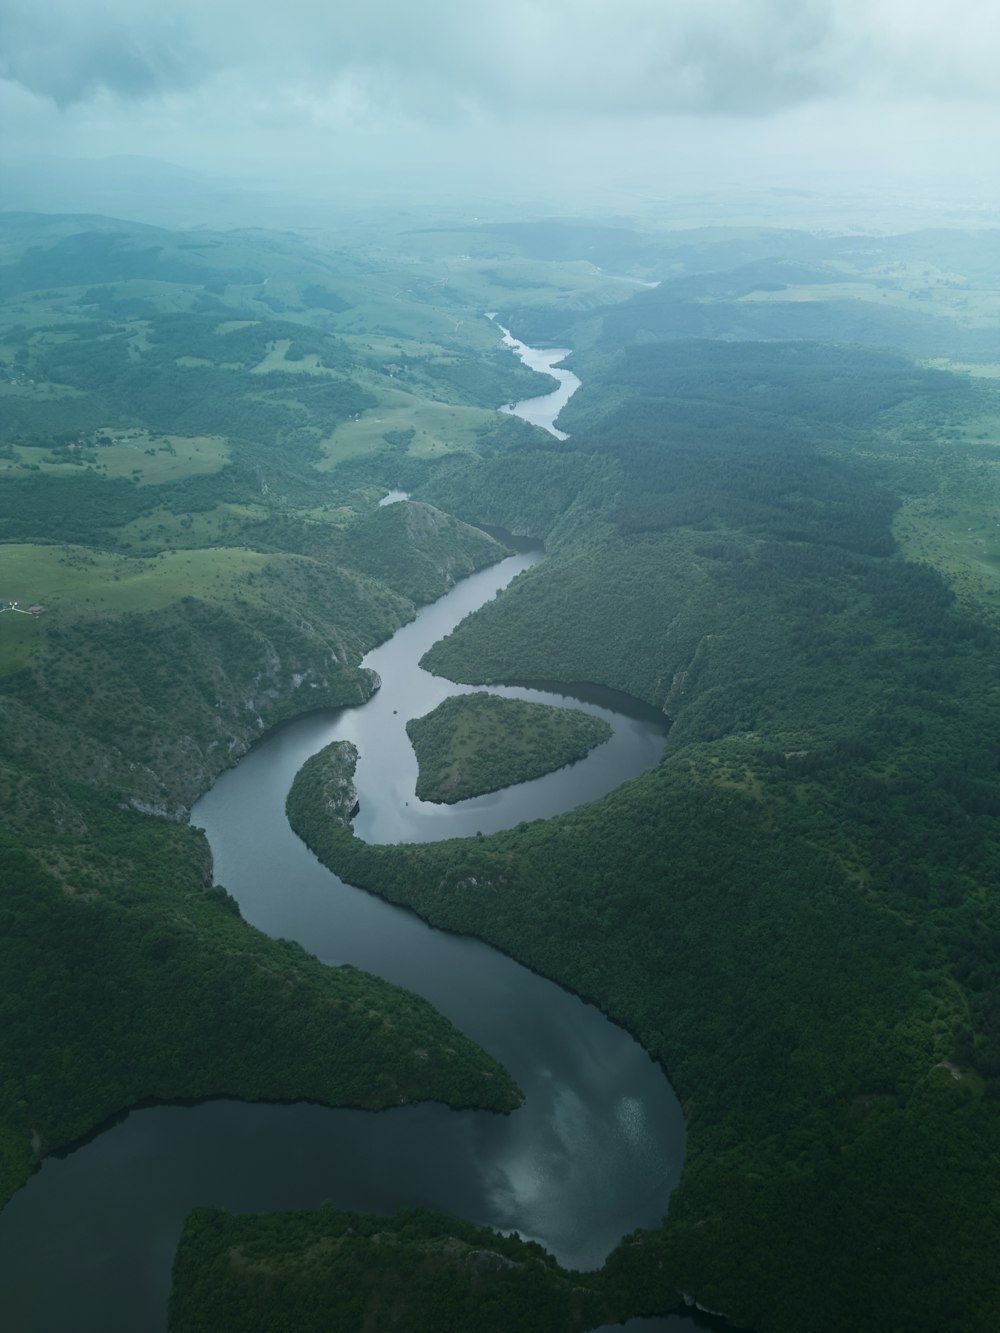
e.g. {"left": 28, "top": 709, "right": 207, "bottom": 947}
{"left": 492, "top": 316, "right": 581, "bottom": 441}
{"left": 0, "top": 334, "right": 694, "bottom": 1332}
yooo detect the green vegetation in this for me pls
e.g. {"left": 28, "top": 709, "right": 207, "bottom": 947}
{"left": 286, "top": 232, "right": 1000, "bottom": 1332}
{"left": 0, "top": 214, "right": 536, "bottom": 1215}
{"left": 0, "top": 541, "right": 271, "bottom": 622}
{"left": 0, "top": 785, "right": 520, "bottom": 1207}
{"left": 0, "top": 519, "right": 525, "bottom": 1208}
{"left": 406, "top": 692, "right": 611, "bottom": 803}
{"left": 291, "top": 740, "right": 361, "bottom": 830}
{"left": 0, "top": 429, "right": 229, "bottom": 485}
{"left": 169, "top": 1205, "right": 611, "bottom": 1333}
{"left": 0, "top": 522, "right": 518, "bottom": 1207}
{"left": 335, "top": 501, "right": 507, "bottom": 605}
{"left": 8, "top": 212, "right": 1000, "bottom": 1331}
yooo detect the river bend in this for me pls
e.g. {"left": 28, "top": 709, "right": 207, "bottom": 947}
{"left": 0, "top": 335, "right": 687, "bottom": 1333}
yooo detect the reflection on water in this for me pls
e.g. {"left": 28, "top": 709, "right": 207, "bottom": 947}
{"left": 0, "top": 360, "right": 686, "bottom": 1333}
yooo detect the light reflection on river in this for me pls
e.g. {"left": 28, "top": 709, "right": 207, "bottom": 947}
{"left": 0, "top": 332, "right": 690, "bottom": 1333}
{"left": 192, "top": 549, "right": 682, "bottom": 1267}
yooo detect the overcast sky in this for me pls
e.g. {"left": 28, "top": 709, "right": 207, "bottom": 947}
{"left": 2, "top": 0, "right": 999, "bottom": 219}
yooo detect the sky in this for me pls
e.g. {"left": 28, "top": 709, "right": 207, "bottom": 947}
{"left": 2, "top": 0, "right": 999, "bottom": 223}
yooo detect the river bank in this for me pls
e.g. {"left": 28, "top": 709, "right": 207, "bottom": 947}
{"left": 0, "top": 328, "right": 697, "bottom": 1332}
{"left": 490, "top": 313, "right": 581, "bottom": 439}
{"left": 0, "top": 333, "right": 690, "bottom": 1330}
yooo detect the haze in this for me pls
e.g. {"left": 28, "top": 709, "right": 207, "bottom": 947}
{"left": 2, "top": 1, "right": 1000, "bottom": 229}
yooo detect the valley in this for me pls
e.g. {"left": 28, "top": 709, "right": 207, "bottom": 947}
{"left": 2, "top": 211, "right": 1000, "bottom": 1331}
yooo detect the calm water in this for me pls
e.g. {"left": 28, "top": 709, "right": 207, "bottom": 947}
{"left": 491, "top": 314, "right": 581, "bottom": 440}
{"left": 0, "top": 340, "right": 690, "bottom": 1332}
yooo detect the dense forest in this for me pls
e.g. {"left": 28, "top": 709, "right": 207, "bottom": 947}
{"left": 170, "top": 1205, "right": 613, "bottom": 1333}
{"left": 290, "top": 233, "right": 1000, "bottom": 1328}
{"left": 4, "top": 212, "right": 1000, "bottom": 1331}
{"left": 0, "top": 216, "right": 534, "bottom": 1220}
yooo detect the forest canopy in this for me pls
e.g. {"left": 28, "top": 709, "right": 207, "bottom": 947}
{"left": 406, "top": 692, "right": 612, "bottom": 803}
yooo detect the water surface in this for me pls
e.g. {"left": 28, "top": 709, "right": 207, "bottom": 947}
{"left": 492, "top": 315, "right": 581, "bottom": 439}
{"left": 0, "top": 338, "right": 687, "bottom": 1333}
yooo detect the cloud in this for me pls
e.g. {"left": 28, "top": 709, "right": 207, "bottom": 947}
{"left": 0, "top": 4, "right": 211, "bottom": 107}
{"left": 2, "top": 0, "right": 999, "bottom": 127}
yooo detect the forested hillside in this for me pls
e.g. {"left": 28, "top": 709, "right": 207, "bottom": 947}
{"left": 170, "top": 1205, "right": 614, "bottom": 1333}
{"left": 0, "top": 215, "right": 541, "bottom": 1212}
{"left": 5, "top": 212, "right": 1000, "bottom": 1332}
{"left": 284, "top": 225, "right": 1000, "bottom": 1331}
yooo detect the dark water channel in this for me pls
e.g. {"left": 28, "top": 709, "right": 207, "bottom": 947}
{"left": 0, "top": 340, "right": 692, "bottom": 1332}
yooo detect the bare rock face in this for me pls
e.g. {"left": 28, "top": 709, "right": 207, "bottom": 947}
{"left": 312, "top": 740, "right": 362, "bottom": 828}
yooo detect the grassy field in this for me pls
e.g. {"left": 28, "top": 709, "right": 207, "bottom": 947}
{"left": 249, "top": 339, "right": 333, "bottom": 375}
{"left": 318, "top": 255, "right": 635, "bottom": 345}
{"left": 869, "top": 387, "right": 1000, "bottom": 618}
{"left": 736, "top": 259, "right": 1000, "bottom": 331}
{"left": 110, "top": 501, "right": 271, "bottom": 551}
{"left": 315, "top": 393, "right": 497, "bottom": 469}
{"left": 0, "top": 542, "right": 272, "bottom": 617}
{"left": 99, "top": 433, "right": 228, "bottom": 484}
{"left": 0, "top": 539, "right": 333, "bottom": 675}
{"left": 894, "top": 493, "right": 1000, "bottom": 620}
{"left": 344, "top": 332, "right": 476, "bottom": 362}
{"left": 428, "top": 255, "right": 641, "bottom": 310}
{"left": 0, "top": 427, "right": 229, "bottom": 485}
{"left": 738, "top": 280, "right": 1000, "bottom": 324}
{"left": 0, "top": 378, "right": 86, "bottom": 409}
{"left": 927, "top": 359, "right": 1000, "bottom": 379}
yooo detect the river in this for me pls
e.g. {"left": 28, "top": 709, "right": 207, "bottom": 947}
{"left": 491, "top": 315, "right": 581, "bottom": 441}
{"left": 0, "top": 332, "right": 700, "bottom": 1332}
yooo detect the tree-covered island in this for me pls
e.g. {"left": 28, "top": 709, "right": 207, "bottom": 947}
{"left": 406, "top": 692, "right": 612, "bottom": 803}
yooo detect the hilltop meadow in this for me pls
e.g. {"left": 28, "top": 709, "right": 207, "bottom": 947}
{"left": 4, "top": 212, "right": 1000, "bottom": 1330}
